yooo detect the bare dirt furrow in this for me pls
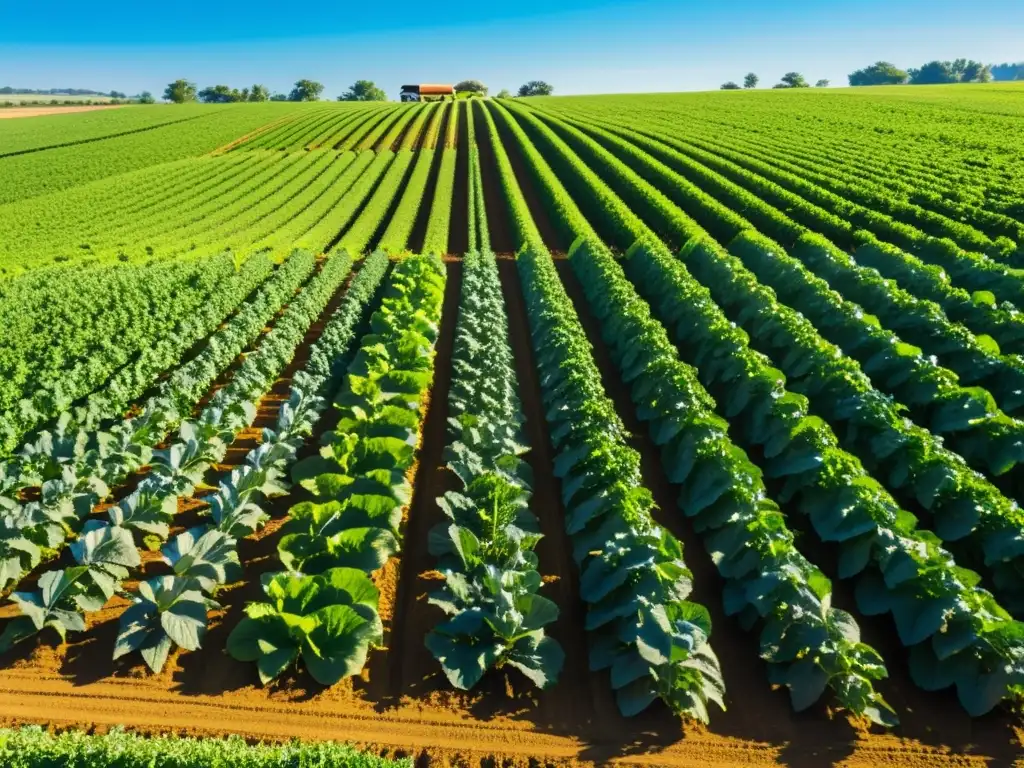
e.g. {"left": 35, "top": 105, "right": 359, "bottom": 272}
{"left": 449, "top": 106, "right": 470, "bottom": 254}
{"left": 472, "top": 104, "right": 515, "bottom": 252}
{"left": 381, "top": 258, "right": 463, "bottom": 702}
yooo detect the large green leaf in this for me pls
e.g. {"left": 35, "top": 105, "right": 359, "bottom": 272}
{"left": 425, "top": 611, "right": 504, "bottom": 690}
{"left": 302, "top": 604, "right": 376, "bottom": 685}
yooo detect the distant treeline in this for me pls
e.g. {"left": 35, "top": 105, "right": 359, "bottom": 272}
{"left": 848, "top": 59, "right": 1024, "bottom": 87}
{"left": 0, "top": 87, "right": 128, "bottom": 98}
{"left": 992, "top": 63, "right": 1024, "bottom": 81}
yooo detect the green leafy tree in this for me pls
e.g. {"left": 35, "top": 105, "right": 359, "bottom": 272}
{"left": 848, "top": 61, "right": 909, "bottom": 86}
{"left": 961, "top": 61, "right": 993, "bottom": 82}
{"left": 163, "top": 79, "right": 197, "bottom": 103}
{"left": 249, "top": 84, "right": 270, "bottom": 102}
{"left": 518, "top": 80, "right": 553, "bottom": 97}
{"left": 815, "top": 79, "right": 830, "bottom": 87}
{"left": 992, "top": 62, "right": 1024, "bottom": 81}
{"left": 720, "top": 81, "right": 741, "bottom": 90}
{"left": 743, "top": 72, "right": 759, "bottom": 89}
{"left": 454, "top": 79, "right": 488, "bottom": 96}
{"left": 908, "top": 61, "right": 958, "bottom": 84}
{"left": 270, "top": 92, "right": 288, "bottom": 101}
{"left": 337, "top": 80, "right": 387, "bottom": 101}
{"left": 198, "top": 85, "right": 238, "bottom": 104}
{"left": 778, "top": 72, "right": 810, "bottom": 88}
{"left": 496, "top": 88, "right": 512, "bottom": 98}
{"left": 138, "top": 91, "right": 155, "bottom": 104}
{"left": 288, "top": 79, "right": 324, "bottom": 102}
{"left": 949, "top": 58, "right": 969, "bottom": 80}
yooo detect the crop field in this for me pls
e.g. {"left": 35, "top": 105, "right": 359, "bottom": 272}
{"left": 1, "top": 85, "right": 1024, "bottom": 766}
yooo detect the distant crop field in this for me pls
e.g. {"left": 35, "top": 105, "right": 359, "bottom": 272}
{"left": 0, "top": 84, "right": 1023, "bottom": 767}
{"left": 0, "top": 104, "right": 124, "bottom": 119}
{"left": 1, "top": 92, "right": 116, "bottom": 104}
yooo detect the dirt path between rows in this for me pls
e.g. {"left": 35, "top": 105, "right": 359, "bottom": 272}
{"left": 0, "top": 105, "right": 125, "bottom": 119}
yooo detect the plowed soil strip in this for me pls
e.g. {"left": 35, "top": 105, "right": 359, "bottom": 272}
{"left": 496, "top": 256, "right": 620, "bottom": 730}
{"left": 0, "top": 105, "right": 124, "bottom": 120}
{"left": 472, "top": 104, "right": 515, "bottom": 252}
{"left": 383, "top": 259, "right": 462, "bottom": 702}
{"left": 449, "top": 106, "right": 470, "bottom": 254}
{"left": 491, "top": 105, "right": 564, "bottom": 250}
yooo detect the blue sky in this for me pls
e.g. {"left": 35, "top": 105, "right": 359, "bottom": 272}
{"left": 2, "top": 0, "right": 1021, "bottom": 97}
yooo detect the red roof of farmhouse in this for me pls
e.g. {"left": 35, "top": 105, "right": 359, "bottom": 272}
{"left": 415, "top": 84, "right": 455, "bottom": 94}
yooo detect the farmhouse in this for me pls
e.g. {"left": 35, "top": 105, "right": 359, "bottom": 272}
{"left": 399, "top": 84, "right": 454, "bottom": 102}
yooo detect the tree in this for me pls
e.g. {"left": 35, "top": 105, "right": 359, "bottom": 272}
{"left": 108, "top": 90, "right": 127, "bottom": 99}
{"left": 778, "top": 72, "right": 810, "bottom": 88}
{"left": 138, "top": 91, "right": 155, "bottom": 104}
{"left": 455, "top": 79, "right": 488, "bottom": 96}
{"left": 743, "top": 72, "right": 758, "bottom": 89}
{"left": 815, "top": 79, "right": 830, "bottom": 87}
{"left": 992, "top": 62, "right": 1023, "bottom": 81}
{"left": 496, "top": 88, "right": 512, "bottom": 98}
{"left": 961, "top": 61, "right": 993, "bottom": 83}
{"left": 848, "top": 61, "right": 909, "bottom": 86}
{"left": 288, "top": 79, "right": 324, "bottom": 102}
{"left": 198, "top": 85, "right": 239, "bottom": 104}
{"left": 338, "top": 80, "right": 387, "bottom": 102}
{"left": 270, "top": 93, "right": 288, "bottom": 101}
{"left": 163, "top": 79, "right": 197, "bottom": 103}
{"left": 249, "top": 84, "right": 270, "bottom": 102}
{"left": 908, "top": 61, "right": 958, "bottom": 85}
{"left": 720, "top": 81, "right": 741, "bottom": 90}
{"left": 248, "top": 84, "right": 270, "bottom": 102}
{"left": 518, "top": 80, "right": 553, "bottom": 97}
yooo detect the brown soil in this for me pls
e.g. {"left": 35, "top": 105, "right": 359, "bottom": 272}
{"left": 0, "top": 259, "right": 1021, "bottom": 766}
{"left": 472, "top": 105, "right": 516, "bottom": 253}
{"left": 448, "top": 106, "right": 470, "bottom": 254}
{"left": 378, "top": 259, "right": 461, "bottom": 703}
{"left": 488, "top": 103, "right": 565, "bottom": 251}
{"left": 0, "top": 105, "right": 125, "bottom": 119}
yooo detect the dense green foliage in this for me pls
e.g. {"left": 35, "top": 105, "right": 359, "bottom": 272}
{"left": 0, "top": 726, "right": 408, "bottom": 767}
{"left": 0, "top": 104, "right": 302, "bottom": 206}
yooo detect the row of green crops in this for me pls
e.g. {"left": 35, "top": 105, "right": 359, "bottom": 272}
{"left": 425, "top": 250, "right": 564, "bottom": 690}
{"left": 0, "top": 726, "right": 408, "bottom": 768}
{"left": 482, "top": 103, "right": 728, "bottom": 720}
{"left": 228, "top": 254, "right": 446, "bottom": 685}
